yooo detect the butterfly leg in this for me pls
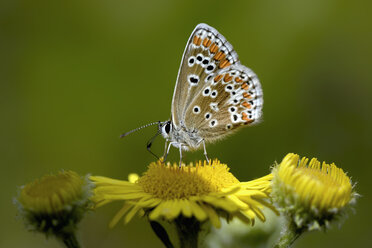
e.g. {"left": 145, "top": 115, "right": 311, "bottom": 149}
{"left": 162, "top": 140, "right": 168, "bottom": 158}
{"left": 202, "top": 139, "right": 210, "bottom": 164}
{"left": 164, "top": 141, "right": 175, "bottom": 162}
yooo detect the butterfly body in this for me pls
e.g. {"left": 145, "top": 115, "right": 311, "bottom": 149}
{"left": 159, "top": 23, "right": 263, "bottom": 160}
{"left": 161, "top": 122, "right": 201, "bottom": 151}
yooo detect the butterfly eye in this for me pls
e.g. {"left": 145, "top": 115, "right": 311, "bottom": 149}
{"left": 165, "top": 122, "right": 171, "bottom": 134}
{"left": 226, "top": 124, "right": 232, "bottom": 130}
{"left": 162, "top": 122, "right": 171, "bottom": 136}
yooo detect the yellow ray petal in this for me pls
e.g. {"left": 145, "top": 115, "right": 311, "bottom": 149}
{"left": 180, "top": 199, "right": 192, "bottom": 218}
{"left": 123, "top": 205, "right": 141, "bottom": 225}
{"left": 200, "top": 204, "right": 221, "bottom": 228}
{"left": 109, "top": 204, "right": 132, "bottom": 228}
{"left": 189, "top": 200, "right": 207, "bottom": 221}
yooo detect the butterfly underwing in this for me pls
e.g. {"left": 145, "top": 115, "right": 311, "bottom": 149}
{"left": 159, "top": 23, "right": 263, "bottom": 163}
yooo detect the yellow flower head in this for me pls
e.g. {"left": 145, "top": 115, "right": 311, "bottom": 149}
{"left": 91, "top": 159, "right": 275, "bottom": 229}
{"left": 16, "top": 171, "right": 92, "bottom": 236}
{"left": 271, "top": 153, "right": 357, "bottom": 230}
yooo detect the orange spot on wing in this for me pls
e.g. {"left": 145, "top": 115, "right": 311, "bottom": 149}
{"left": 209, "top": 43, "right": 219, "bottom": 53}
{"left": 241, "top": 83, "right": 249, "bottom": 90}
{"left": 214, "top": 51, "right": 226, "bottom": 61}
{"left": 213, "top": 51, "right": 222, "bottom": 60}
{"left": 242, "top": 112, "right": 253, "bottom": 123}
{"left": 197, "top": 37, "right": 202, "bottom": 46}
{"left": 203, "top": 38, "right": 212, "bottom": 47}
{"left": 219, "top": 59, "right": 231, "bottom": 69}
{"left": 242, "top": 102, "right": 251, "bottom": 109}
{"left": 235, "top": 77, "right": 243, "bottom": 83}
{"left": 219, "top": 53, "right": 226, "bottom": 61}
{"left": 214, "top": 74, "right": 223, "bottom": 82}
{"left": 193, "top": 35, "right": 201, "bottom": 46}
{"left": 223, "top": 74, "right": 233, "bottom": 82}
{"left": 243, "top": 92, "right": 252, "bottom": 99}
{"left": 193, "top": 35, "right": 199, "bottom": 45}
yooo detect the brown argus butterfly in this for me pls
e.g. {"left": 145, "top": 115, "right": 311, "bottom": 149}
{"left": 122, "top": 23, "right": 263, "bottom": 166}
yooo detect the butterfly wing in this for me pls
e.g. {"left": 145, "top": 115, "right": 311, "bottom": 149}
{"left": 183, "top": 64, "right": 263, "bottom": 142}
{"left": 176, "top": 24, "right": 263, "bottom": 142}
{"left": 171, "top": 23, "right": 239, "bottom": 128}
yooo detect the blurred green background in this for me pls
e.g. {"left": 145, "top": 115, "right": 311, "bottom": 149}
{"left": 1, "top": 0, "right": 371, "bottom": 247}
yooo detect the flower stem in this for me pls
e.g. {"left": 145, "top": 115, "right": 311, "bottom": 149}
{"left": 274, "top": 220, "right": 305, "bottom": 248}
{"left": 58, "top": 231, "right": 81, "bottom": 248}
{"left": 174, "top": 217, "right": 200, "bottom": 248}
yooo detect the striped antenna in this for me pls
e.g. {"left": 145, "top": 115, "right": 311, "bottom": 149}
{"left": 120, "top": 121, "right": 160, "bottom": 138}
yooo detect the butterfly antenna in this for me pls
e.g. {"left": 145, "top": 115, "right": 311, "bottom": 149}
{"left": 146, "top": 131, "right": 161, "bottom": 160}
{"left": 120, "top": 121, "right": 160, "bottom": 138}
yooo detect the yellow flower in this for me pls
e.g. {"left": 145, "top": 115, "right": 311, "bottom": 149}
{"left": 91, "top": 159, "right": 274, "bottom": 229}
{"left": 16, "top": 170, "right": 92, "bottom": 247}
{"left": 271, "top": 153, "right": 357, "bottom": 230}
{"left": 19, "top": 171, "right": 88, "bottom": 214}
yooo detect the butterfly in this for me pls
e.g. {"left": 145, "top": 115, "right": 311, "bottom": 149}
{"left": 122, "top": 23, "right": 263, "bottom": 165}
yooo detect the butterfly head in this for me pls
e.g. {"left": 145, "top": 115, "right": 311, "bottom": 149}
{"left": 160, "top": 120, "right": 172, "bottom": 139}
